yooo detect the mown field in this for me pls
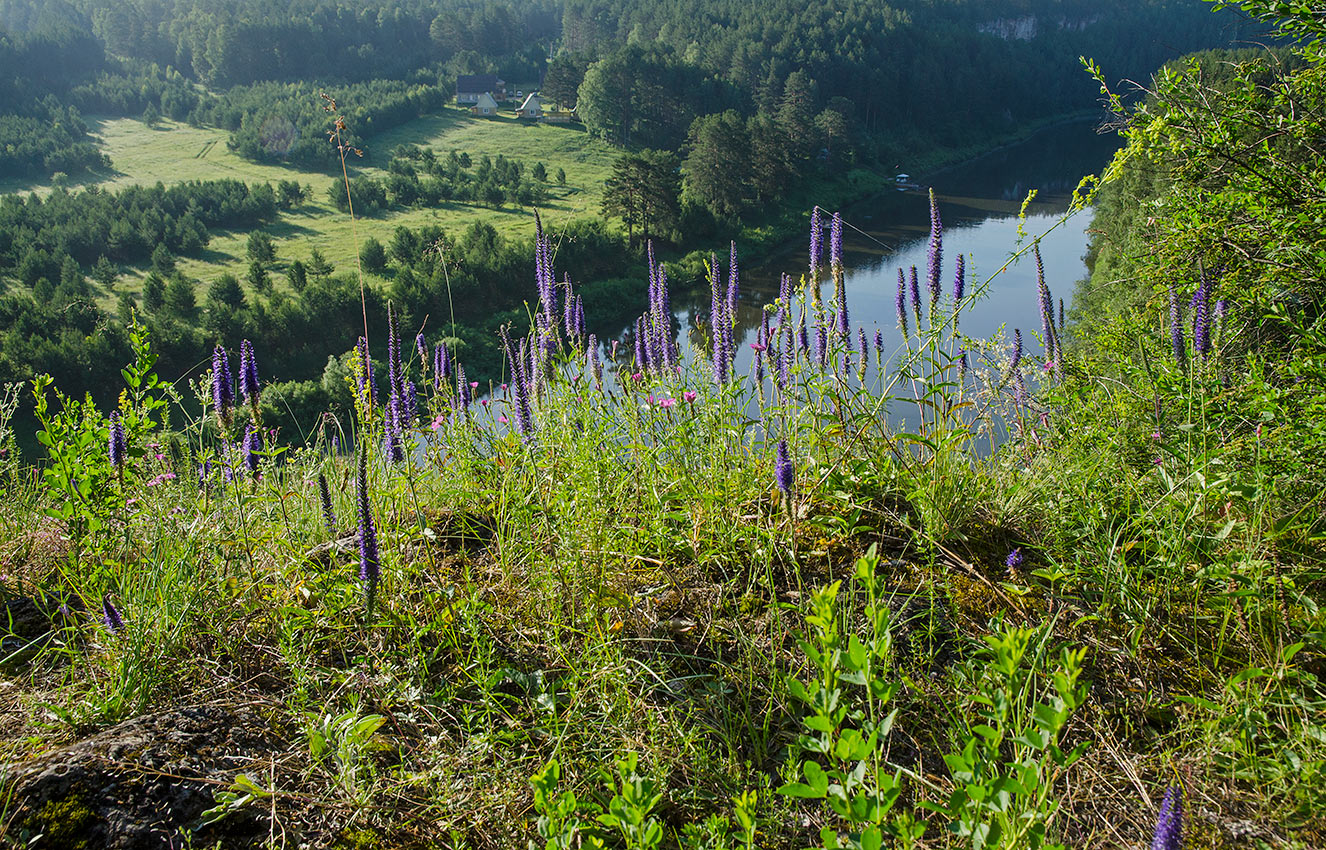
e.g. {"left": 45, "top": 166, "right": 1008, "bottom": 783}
{"left": 4, "top": 107, "right": 619, "bottom": 307}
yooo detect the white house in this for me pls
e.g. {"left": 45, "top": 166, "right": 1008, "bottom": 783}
{"left": 470, "top": 92, "right": 499, "bottom": 116}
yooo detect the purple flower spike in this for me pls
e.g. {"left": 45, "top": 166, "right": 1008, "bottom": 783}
{"left": 1005, "top": 548, "right": 1024, "bottom": 570}
{"left": 896, "top": 268, "right": 909, "bottom": 336}
{"left": 727, "top": 241, "right": 739, "bottom": 322}
{"left": 1151, "top": 786, "right": 1183, "bottom": 850}
{"left": 809, "top": 206, "right": 822, "bottom": 284}
{"left": 926, "top": 189, "right": 943, "bottom": 316}
{"left": 775, "top": 439, "right": 794, "bottom": 496}
{"left": 909, "top": 266, "right": 922, "bottom": 330}
{"left": 317, "top": 472, "right": 336, "bottom": 536}
{"left": 830, "top": 211, "right": 843, "bottom": 270}
{"left": 433, "top": 342, "right": 450, "bottom": 388}
{"left": 831, "top": 211, "right": 848, "bottom": 339}
{"left": 587, "top": 334, "right": 603, "bottom": 390}
{"left": 242, "top": 424, "right": 262, "bottom": 474}
{"left": 857, "top": 327, "right": 869, "bottom": 380}
{"left": 953, "top": 253, "right": 966, "bottom": 333}
{"left": 356, "top": 449, "right": 380, "bottom": 615}
{"left": 1169, "top": 285, "right": 1186, "bottom": 369}
{"left": 102, "top": 594, "right": 124, "bottom": 633}
{"left": 109, "top": 411, "right": 127, "bottom": 470}
{"left": 874, "top": 329, "right": 885, "bottom": 364}
{"left": 212, "top": 344, "right": 234, "bottom": 426}
{"left": 415, "top": 333, "right": 427, "bottom": 368}
{"left": 239, "top": 340, "right": 260, "bottom": 409}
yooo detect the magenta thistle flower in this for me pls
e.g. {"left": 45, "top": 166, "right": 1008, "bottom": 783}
{"left": 1151, "top": 786, "right": 1183, "bottom": 850}
{"left": 102, "top": 594, "right": 124, "bottom": 633}
{"left": 108, "top": 411, "right": 127, "bottom": 470}
{"left": 212, "top": 344, "right": 234, "bottom": 426}
{"left": 356, "top": 449, "right": 380, "bottom": 615}
{"left": 775, "top": 439, "right": 794, "bottom": 496}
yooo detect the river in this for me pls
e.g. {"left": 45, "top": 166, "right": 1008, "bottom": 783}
{"left": 657, "top": 121, "right": 1124, "bottom": 383}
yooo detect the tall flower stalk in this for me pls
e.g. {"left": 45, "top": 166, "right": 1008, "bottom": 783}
{"left": 356, "top": 447, "right": 380, "bottom": 616}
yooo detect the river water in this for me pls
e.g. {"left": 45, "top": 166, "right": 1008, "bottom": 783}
{"left": 660, "top": 121, "right": 1124, "bottom": 381}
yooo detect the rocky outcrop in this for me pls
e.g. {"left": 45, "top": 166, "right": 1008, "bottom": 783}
{"left": 4, "top": 704, "right": 282, "bottom": 849}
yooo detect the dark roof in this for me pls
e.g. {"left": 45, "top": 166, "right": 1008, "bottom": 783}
{"left": 456, "top": 74, "right": 504, "bottom": 94}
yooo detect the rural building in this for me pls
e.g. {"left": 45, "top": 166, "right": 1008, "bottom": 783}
{"left": 469, "top": 92, "right": 500, "bottom": 116}
{"left": 516, "top": 93, "right": 544, "bottom": 120}
{"left": 455, "top": 74, "right": 506, "bottom": 104}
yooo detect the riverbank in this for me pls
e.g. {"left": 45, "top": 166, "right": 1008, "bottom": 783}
{"left": 665, "top": 109, "right": 1107, "bottom": 288}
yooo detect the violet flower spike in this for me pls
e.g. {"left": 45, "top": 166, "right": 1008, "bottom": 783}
{"left": 775, "top": 439, "right": 794, "bottom": 496}
{"left": 317, "top": 472, "right": 337, "bottom": 537}
{"left": 809, "top": 206, "right": 822, "bottom": 285}
{"left": 102, "top": 594, "right": 124, "bottom": 633}
{"left": 727, "top": 241, "right": 739, "bottom": 322}
{"left": 1151, "top": 786, "right": 1183, "bottom": 850}
{"left": 1005, "top": 548, "right": 1024, "bottom": 570}
{"left": 857, "top": 327, "right": 869, "bottom": 381}
{"left": 356, "top": 449, "right": 380, "bottom": 615}
{"left": 926, "top": 188, "right": 943, "bottom": 317}
{"left": 831, "top": 211, "right": 848, "bottom": 339}
{"left": 239, "top": 339, "right": 260, "bottom": 409}
{"left": 952, "top": 253, "right": 966, "bottom": 332}
{"left": 1169, "top": 285, "right": 1186, "bottom": 369}
{"left": 212, "top": 344, "right": 234, "bottom": 426}
{"left": 909, "top": 265, "right": 923, "bottom": 330}
{"left": 433, "top": 342, "right": 450, "bottom": 388}
{"left": 415, "top": 333, "right": 427, "bottom": 369}
{"left": 108, "top": 411, "right": 127, "bottom": 470}
{"left": 242, "top": 424, "right": 262, "bottom": 474}
{"left": 895, "top": 268, "right": 909, "bottom": 336}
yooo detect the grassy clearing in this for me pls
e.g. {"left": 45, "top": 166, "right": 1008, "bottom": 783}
{"left": 4, "top": 110, "right": 617, "bottom": 307}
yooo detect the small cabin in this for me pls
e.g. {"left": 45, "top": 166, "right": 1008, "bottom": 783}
{"left": 517, "top": 93, "right": 544, "bottom": 120}
{"left": 470, "top": 92, "right": 500, "bottom": 116}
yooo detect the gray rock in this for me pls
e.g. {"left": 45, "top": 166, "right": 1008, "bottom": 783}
{"left": 5, "top": 704, "right": 282, "bottom": 849}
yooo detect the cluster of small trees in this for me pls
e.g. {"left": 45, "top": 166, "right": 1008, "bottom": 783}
{"left": 327, "top": 147, "right": 551, "bottom": 215}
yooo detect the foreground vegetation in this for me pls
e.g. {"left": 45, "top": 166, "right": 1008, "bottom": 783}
{"left": 2, "top": 3, "right": 1324, "bottom": 848}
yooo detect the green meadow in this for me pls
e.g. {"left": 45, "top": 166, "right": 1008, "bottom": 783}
{"left": 14, "top": 107, "right": 619, "bottom": 304}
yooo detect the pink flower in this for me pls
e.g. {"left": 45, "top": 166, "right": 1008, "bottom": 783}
{"left": 750, "top": 343, "right": 767, "bottom": 352}
{"left": 154, "top": 453, "right": 166, "bottom": 461}
{"left": 1152, "top": 431, "right": 1162, "bottom": 441}
{"left": 683, "top": 391, "right": 697, "bottom": 404}
{"left": 429, "top": 415, "right": 446, "bottom": 431}
{"left": 1153, "top": 457, "right": 1163, "bottom": 465}
{"left": 658, "top": 398, "right": 676, "bottom": 408}
{"left": 498, "top": 415, "right": 509, "bottom": 424}
{"left": 632, "top": 372, "right": 643, "bottom": 382}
